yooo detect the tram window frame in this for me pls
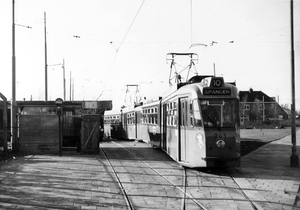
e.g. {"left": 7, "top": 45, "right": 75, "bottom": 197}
{"left": 190, "top": 99, "right": 203, "bottom": 127}
{"left": 167, "top": 103, "right": 170, "bottom": 126}
{"left": 141, "top": 106, "right": 158, "bottom": 125}
{"left": 180, "top": 100, "right": 187, "bottom": 127}
{"left": 142, "top": 109, "right": 145, "bottom": 124}
{"left": 166, "top": 101, "right": 177, "bottom": 127}
{"left": 174, "top": 102, "right": 178, "bottom": 126}
{"left": 126, "top": 112, "right": 135, "bottom": 125}
{"left": 200, "top": 99, "right": 237, "bottom": 128}
{"left": 132, "top": 113, "right": 135, "bottom": 124}
{"left": 167, "top": 104, "right": 170, "bottom": 126}
{"left": 190, "top": 103, "right": 194, "bottom": 127}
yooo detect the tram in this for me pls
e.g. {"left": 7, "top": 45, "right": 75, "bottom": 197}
{"left": 104, "top": 75, "right": 240, "bottom": 168}
{"left": 103, "top": 110, "right": 122, "bottom": 139}
{"left": 160, "top": 75, "right": 240, "bottom": 167}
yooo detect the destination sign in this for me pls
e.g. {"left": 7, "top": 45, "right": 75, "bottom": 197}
{"left": 203, "top": 88, "right": 231, "bottom": 95}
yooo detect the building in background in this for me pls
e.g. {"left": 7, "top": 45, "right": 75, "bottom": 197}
{"left": 239, "top": 89, "right": 289, "bottom": 127}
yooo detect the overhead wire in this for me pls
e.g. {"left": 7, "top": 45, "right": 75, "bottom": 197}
{"left": 94, "top": 0, "right": 146, "bottom": 103}
{"left": 117, "top": 0, "right": 146, "bottom": 52}
{"left": 93, "top": 1, "right": 295, "bottom": 105}
{"left": 229, "top": 23, "right": 300, "bottom": 43}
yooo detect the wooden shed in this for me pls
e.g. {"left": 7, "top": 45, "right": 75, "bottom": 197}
{"left": 81, "top": 114, "right": 102, "bottom": 154}
{"left": 19, "top": 115, "right": 59, "bottom": 154}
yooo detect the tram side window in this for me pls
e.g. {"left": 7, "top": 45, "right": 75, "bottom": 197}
{"left": 166, "top": 101, "right": 177, "bottom": 126}
{"left": 190, "top": 103, "right": 194, "bottom": 127}
{"left": 174, "top": 102, "right": 178, "bottom": 126}
{"left": 127, "top": 114, "right": 130, "bottom": 124}
{"left": 153, "top": 107, "right": 158, "bottom": 125}
{"left": 141, "top": 110, "right": 144, "bottom": 124}
{"left": 133, "top": 113, "right": 135, "bottom": 124}
{"left": 166, "top": 105, "right": 170, "bottom": 126}
{"left": 127, "top": 113, "right": 135, "bottom": 124}
{"left": 191, "top": 100, "right": 202, "bottom": 127}
{"left": 141, "top": 107, "right": 158, "bottom": 125}
{"left": 144, "top": 110, "right": 147, "bottom": 124}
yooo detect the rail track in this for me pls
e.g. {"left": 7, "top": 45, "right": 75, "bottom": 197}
{"left": 98, "top": 140, "right": 272, "bottom": 210}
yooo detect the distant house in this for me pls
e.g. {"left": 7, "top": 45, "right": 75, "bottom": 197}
{"left": 239, "top": 90, "right": 289, "bottom": 125}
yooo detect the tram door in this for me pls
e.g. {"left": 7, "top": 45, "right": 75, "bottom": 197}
{"left": 162, "top": 103, "right": 167, "bottom": 151}
{"left": 178, "top": 97, "right": 188, "bottom": 162}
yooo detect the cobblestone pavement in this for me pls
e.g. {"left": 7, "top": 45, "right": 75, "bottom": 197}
{"left": 237, "top": 130, "right": 300, "bottom": 210}
{"left": 0, "top": 155, "right": 127, "bottom": 209}
{"left": 0, "top": 131, "right": 299, "bottom": 210}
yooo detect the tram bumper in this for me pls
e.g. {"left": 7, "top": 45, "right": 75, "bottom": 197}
{"left": 202, "top": 157, "right": 241, "bottom": 167}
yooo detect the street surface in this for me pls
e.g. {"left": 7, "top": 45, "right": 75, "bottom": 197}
{"left": 0, "top": 130, "right": 299, "bottom": 210}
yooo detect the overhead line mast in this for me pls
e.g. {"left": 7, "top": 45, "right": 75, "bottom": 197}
{"left": 44, "top": 12, "right": 48, "bottom": 101}
{"left": 11, "top": 0, "right": 17, "bottom": 150}
{"left": 290, "top": 0, "right": 298, "bottom": 167}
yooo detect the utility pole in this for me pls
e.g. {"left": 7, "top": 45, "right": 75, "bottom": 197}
{"left": 48, "top": 60, "right": 66, "bottom": 100}
{"left": 11, "top": 0, "right": 17, "bottom": 151}
{"left": 44, "top": 12, "right": 48, "bottom": 101}
{"left": 63, "top": 59, "right": 66, "bottom": 101}
{"left": 70, "top": 71, "right": 72, "bottom": 101}
{"left": 290, "top": 0, "right": 298, "bottom": 167}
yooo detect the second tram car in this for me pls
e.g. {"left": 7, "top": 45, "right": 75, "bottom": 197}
{"left": 103, "top": 110, "right": 122, "bottom": 139}
{"left": 104, "top": 75, "right": 240, "bottom": 168}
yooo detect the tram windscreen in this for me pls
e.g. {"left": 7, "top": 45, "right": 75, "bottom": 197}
{"left": 200, "top": 99, "right": 237, "bottom": 128}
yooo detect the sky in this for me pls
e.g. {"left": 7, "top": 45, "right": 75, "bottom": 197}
{"left": 0, "top": 0, "right": 300, "bottom": 110}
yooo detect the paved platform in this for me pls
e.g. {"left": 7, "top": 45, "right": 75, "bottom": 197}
{"left": 0, "top": 155, "right": 129, "bottom": 210}
{"left": 0, "top": 130, "right": 299, "bottom": 209}
{"left": 237, "top": 129, "right": 300, "bottom": 209}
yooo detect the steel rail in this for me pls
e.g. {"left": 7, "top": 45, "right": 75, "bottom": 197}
{"left": 225, "top": 169, "right": 264, "bottom": 210}
{"left": 112, "top": 141, "right": 208, "bottom": 210}
{"left": 98, "top": 146, "right": 134, "bottom": 210}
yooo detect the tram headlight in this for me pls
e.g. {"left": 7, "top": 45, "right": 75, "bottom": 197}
{"left": 216, "top": 140, "right": 225, "bottom": 149}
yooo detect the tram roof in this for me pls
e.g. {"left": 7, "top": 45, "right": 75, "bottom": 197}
{"left": 104, "top": 109, "right": 121, "bottom": 116}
